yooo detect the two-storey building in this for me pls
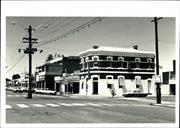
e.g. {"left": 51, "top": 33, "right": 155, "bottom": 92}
{"left": 79, "top": 46, "right": 155, "bottom": 96}
{"left": 35, "top": 54, "right": 80, "bottom": 91}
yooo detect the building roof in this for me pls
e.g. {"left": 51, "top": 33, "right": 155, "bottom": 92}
{"left": 79, "top": 46, "right": 155, "bottom": 58}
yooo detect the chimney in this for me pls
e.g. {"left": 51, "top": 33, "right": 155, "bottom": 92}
{"left": 92, "top": 45, "right": 99, "bottom": 49}
{"left": 133, "top": 45, "right": 138, "bottom": 50}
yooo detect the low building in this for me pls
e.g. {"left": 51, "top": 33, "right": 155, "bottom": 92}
{"left": 161, "top": 60, "right": 176, "bottom": 95}
{"left": 78, "top": 46, "right": 155, "bottom": 96}
{"left": 35, "top": 54, "right": 80, "bottom": 91}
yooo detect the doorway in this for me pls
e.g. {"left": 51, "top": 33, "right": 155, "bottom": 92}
{"left": 93, "top": 82, "right": 98, "bottom": 94}
{"left": 170, "top": 84, "right": 175, "bottom": 95}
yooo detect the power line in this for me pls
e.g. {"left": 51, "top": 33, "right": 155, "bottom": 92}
{"left": 35, "top": 17, "right": 104, "bottom": 47}
{"left": 33, "top": 17, "right": 61, "bottom": 37}
{"left": 38, "top": 17, "right": 79, "bottom": 40}
{"left": 6, "top": 55, "right": 25, "bottom": 73}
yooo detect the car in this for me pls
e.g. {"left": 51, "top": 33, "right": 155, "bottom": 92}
{"left": 122, "top": 89, "right": 148, "bottom": 97}
{"left": 34, "top": 88, "right": 56, "bottom": 95}
{"left": 13, "top": 87, "right": 23, "bottom": 93}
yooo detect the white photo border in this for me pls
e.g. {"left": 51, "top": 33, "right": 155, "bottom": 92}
{"left": 1, "top": 1, "right": 179, "bottom": 128}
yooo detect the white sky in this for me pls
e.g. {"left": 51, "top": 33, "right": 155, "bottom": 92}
{"left": 6, "top": 17, "right": 175, "bottom": 79}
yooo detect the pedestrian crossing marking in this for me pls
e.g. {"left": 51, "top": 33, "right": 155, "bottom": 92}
{"left": 6, "top": 105, "right": 12, "bottom": 109}
{"left": 46, "top": 103, "right": 60, "bottom": 107}
{"left": 6, "top": 102, "right": 152, "bottom": 110}
{"left": 31, "top": 104, "right": 46, "bottom": 107}
{"left": 16, "top": 104, "right": 29, "bottom": 108}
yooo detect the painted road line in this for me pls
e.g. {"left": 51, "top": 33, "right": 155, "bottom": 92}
{"left": 85, "top": 103, "right": 101, "bottom": 106}
{"left": 16, "top": 104, "right": 29, "bottom": 108}
{"left": 46, "top": 103, "right": 60, "bottom": 107}
{"left": 58, "top": 103, "right": 74, "bottom": 106}
{"left": 31, "top": 104, "right": 46, "bottom": 107}
{"left": 70, "top": 103, "right": 88, "bottom": 106}
{"left": 7, "top": 95, "right": 13, "bottom": 97}
{"left": 99, "top": 103, "right": 114, "bottom": 106}
{"left": 6, "top": 105, "right": 12, "bottom": 109}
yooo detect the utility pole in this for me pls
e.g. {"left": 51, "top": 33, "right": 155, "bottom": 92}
{"left": 151, "top": 17, "right": 163, "bottom": 104}
{"left": 20, "top": 25, "right": 40, "bottom": 99}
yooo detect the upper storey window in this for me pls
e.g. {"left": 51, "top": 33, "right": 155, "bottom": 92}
{"left": 107, "top": 56, "right": 113, "bottom": 61}
{"left": 92, "top": 56, "right": 99, "bottom": 61}
{"left": 147, "top": 58, "right": 152, "bottom": 63}
{"left": 118, "top": 57, "right": 124, "bottom": 62}
{"left": 118, "top": 57, "right": 124, "bottom": 68}
{"left": 147, "top": 58, "right": 152, "bottom": 69}
{"left": 135, "top": 58, "right": 141, "bottom": 68}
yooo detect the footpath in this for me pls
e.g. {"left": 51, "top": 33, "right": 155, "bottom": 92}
{"left": 69, "top": 94, "right": 176, "bottom": 108}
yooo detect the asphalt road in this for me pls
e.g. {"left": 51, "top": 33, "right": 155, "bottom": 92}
{"left": 6, "top": 91, "right": 175, "bottom": 123}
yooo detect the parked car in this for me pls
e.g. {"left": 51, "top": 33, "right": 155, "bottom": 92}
{"left": 13, "top": 87, "right": 23, "bottom": 93}
{"left": 34, "top": 88, "right": 56, "bottom": 95}
{"left": 122, "top": 89, "right": 148, "bottom": 97}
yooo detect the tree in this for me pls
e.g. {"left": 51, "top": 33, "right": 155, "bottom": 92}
{"left": 12, "top": 74, "right": 21, "bottom": 80}
{"left": 46, "top": 54, "right": 53, "bottom": 63}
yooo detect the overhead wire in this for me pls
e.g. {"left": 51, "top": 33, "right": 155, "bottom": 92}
{"left": 6, "top": 54, "right": 25, "bottom": 73}
{"left": 38, "top": 17, "right": 80, "bottom": 40}
{"left": 35, "top": 17, "right": 104, "bottom": 47}
{"left": 33, "top": 17, "right": 61, "bottom": 37}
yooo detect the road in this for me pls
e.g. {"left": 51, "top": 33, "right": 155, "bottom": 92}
{"left": 6, "top": 91, "right": 175, "bottom": 123}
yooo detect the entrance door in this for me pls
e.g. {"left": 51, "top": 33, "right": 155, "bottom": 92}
{"left": 93, "top": 82, "right": 98, "bottom": 94}
{"left": 56, "top": 83, "right": 60, "bottom": 92}
{"left": 170, "top": 84, "right": 175, "bottom": 95}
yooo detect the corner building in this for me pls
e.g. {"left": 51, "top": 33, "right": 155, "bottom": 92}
{"left": 79, "top": 46, "right": 155, "bottom": 96}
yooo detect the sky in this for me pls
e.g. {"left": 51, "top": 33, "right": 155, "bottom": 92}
{"left": 6, "top": 17, "right": 175, "bottom": 79}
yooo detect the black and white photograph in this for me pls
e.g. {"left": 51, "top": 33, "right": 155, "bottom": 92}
{"left": 1, "top": 1, "right": 179, "bottom": 128}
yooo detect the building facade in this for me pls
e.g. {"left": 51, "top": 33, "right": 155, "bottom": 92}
{"left": 35, "top": 54, "right": 80, "bottom": 91}
{"left": 79, "top": 46, "right": 155, "bottom": 96}
{"left": 161, "top": 60, "right": 176, "bottom": 95}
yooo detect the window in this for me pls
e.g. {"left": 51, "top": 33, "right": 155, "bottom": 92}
{"left": 81, "top": 82, "right": 84, "bottom": 89}
{"left": 147, "top": 58, "right": 152, "bottom": 63}
{"left": 118, "top": 76, "right": 125, "bottom": 88}
{"left": 118, "top": 57, "right": 124, "bottom": 68}
{"left": 107, "top": 84, "right": 112, "bottom": 88}
{"left": 93, "top": 61, "right": 98, "bottom": 67}
{"left": 118, "top": 57, "right": 124, "bottom": 62}
{"left": 135, "top": 76, "right": 142, "bottom": 88}
{"left": 107, "top": 56, "right": 113, "bottom": 61}
{"left": 93, "top": 77, "right": 98, "bottom": 81}
{"left": 106, "top": 76, "right": 113, "bottom": 79}
{"left": 92, "top": 56, "right": 99, "bottom": 61}
{"left": 147, "top": 58, "right": 152, "bottom": 69}
{"left": 135, "top": 58, "right": 141, "bottom": 68}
